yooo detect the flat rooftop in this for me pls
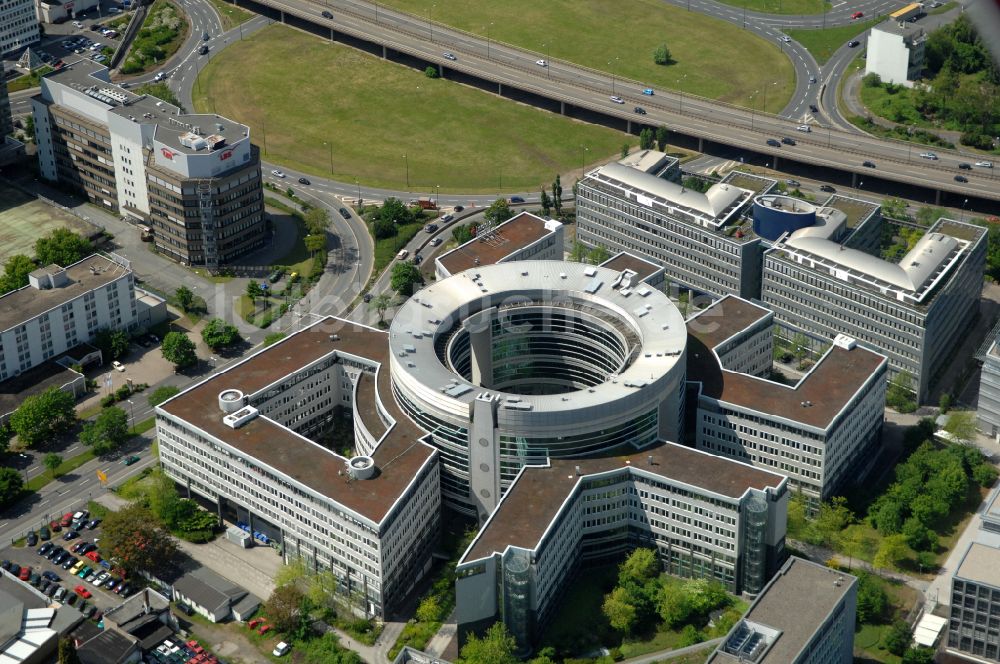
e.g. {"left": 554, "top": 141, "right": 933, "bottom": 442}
{"left": 599, "top": 251, "right": 663, "bottom": 283}
{"left": 720, "top": 171, "right": 777, "bottom": 196}
{"left": 686, "top": 297, "right": 771, "bottom": 350}
{"left": 0, "top": 254, "right": 128, "bottom": 333}
{"left": 708, "top": 557, "right": 856, "bottom": 663}
{"left": 688, "top": 297, "right": 886, "bottom": 429}
{"left": 956, "top": 542, "right": 1000, "bottom": 587}
{"left": 461, "top": 441, "right": 785, "bottom": 563}
{"left": 436, "top": 212, "right": 555, "bottom": 276}
{"left": 824, "top": 195, "right": 879, "bottom": 230}
{"left": 159, "top": 319, "right": 435, "bottom": 524}
{"left": 0, "top": 360, "right": 81, "bottom": 417}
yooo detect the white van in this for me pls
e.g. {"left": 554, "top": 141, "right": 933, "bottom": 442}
{"left": 272, "top": 642, "right": 291, "bottom": 657}
{"left": 396, "top": 249, "right": 409, "bottom": 260}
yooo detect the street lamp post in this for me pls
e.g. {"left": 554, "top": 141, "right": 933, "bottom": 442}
{"left": 356, "top": 178, "right": 362, "bottom": 207}
{"left": 126, "top": 399, "right": 135, "bottom": 433}
{"left": 608, "top": 58, "right": 619, "bottom": 95}
{"left": 428, "top": 4, "right": 435, "bottom": 41}
{"left": 403, "top": 154, "right": 409, "bottom": 190}
{"left": 485, "top": 22, "right": 493, "bottom": 60}
{"left": 749, "top": 92, "right": 757, "bottom": 130}
{"left": 677, "top": 74, "right": 688, "bottom": 112}
{"left": 435, "top": 185, "right": 440, "bottom": 207}
{"left": 961, "top": 198, "right": 969, "bottom": 222}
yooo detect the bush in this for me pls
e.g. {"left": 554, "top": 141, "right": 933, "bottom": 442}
{"left": 424, "top": 66, "right": 439, "bottom": 78}
{"left": 961, "top": 130, "right": 995, "bottom": 150}
{"left": 862, "top": 72, "right": 882, "bottom": 87}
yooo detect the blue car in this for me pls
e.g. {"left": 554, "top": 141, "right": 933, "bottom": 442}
{"left": 642, "top": 88, "right": 654, "bottom": 96}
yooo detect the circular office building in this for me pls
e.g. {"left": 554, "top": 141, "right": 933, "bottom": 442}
{"left": 389, "top": 260, "right": 687, "bottom": 518}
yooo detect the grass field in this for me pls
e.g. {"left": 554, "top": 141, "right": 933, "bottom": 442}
{"left": 712, "top": 0, "right": 829, "bottom": 14}
{"left": 784, "top": 17, "right": 883, "bottom": 64}
{"left": 7, "top": 67, "right": 53, "bottom": 93}
{"left": 194, "top": 24, "right": 630, "bottom": 191}
{"left": 206, "top": 0, "right": 253, "bottom": 29}
{"left": 0, "top": 183, "right": 100, "bottom": 264}
{"left": 378, "top": 0, "right": 793, "bottom": 110}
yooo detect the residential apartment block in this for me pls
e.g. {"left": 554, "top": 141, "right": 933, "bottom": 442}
{"left": 156, "top": 319, "right": 442, "bottom": 618}
{"left": 32, "top": 60, "right": 265, "bottom": 268}
{"left": 0, "top": 253, "right": 137, "bottom": 381}
{"left": 687, "top": 297, "right": 888, "bottom": 502}
{"left": 434, "top": 212, "right": 563, "bottom": 280}
{"left": 708, "top": 557, "right": 857, "bottom": 664}
{"left": 0, "top": 0, "right": 40, "bottom": 56}
{"left": 762, "top": 217, "right": 986, "bottom": 401}
{"left": 576, "top": 153, "right": 773, "bottom": 299}
{"left": 455, "top": 443, "right": 788, "bottom": 651}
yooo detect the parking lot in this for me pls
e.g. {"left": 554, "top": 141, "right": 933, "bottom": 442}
{"left": 7, "top": 4, "right": 133, "bottom": 73}
{"left": 0, "top": 509, "right": 136, "bottom": 617}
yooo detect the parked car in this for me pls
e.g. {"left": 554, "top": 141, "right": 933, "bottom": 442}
{"left": 19, "top": 566, "right": 31, "bottom": 581}
{"left": 63, "top": 530, "right": 79, "bottom": 541}
{"left": 71, "top": 560, "right": 86, "bottom": 575}
{"left": 43, "top": 571, "right": 60, "bottom": 582}
{"left": 26, "top": 531, "right": 37, "bottom": 546}
{"left": 60, "top": 513, "right": 74, "bottom": 528}
{"left": 273, "top": 642, "right": 291, "bottom": 657}
{"left": 44, "top": 583, "right": 59, "bottom": 597}
{"left": 49, "top": 521, "right": 61, "bottom": 533}
{"left": 85, "top": 551, "right": 101, "bottom": 563}
{"left": 66, "top": 593, "right": 78, "bottom": 606}
{"left": 29, "top": 573, "right": 41, "bottom": 586}
{"left": 62, "top": 556, "right": 78, "bottom": 570}
{"left": 53, "top": 587, "right": 68, "bottom": 602}
{"left": 38, "top": 526, "right": 50, "bottom": 541}
{"left": 0, "top": 560, "right": 10, "bottom": 571}
{"left": 8, "top": 564, "right": 20, "bottom": 576}
{"left": 38, "top": 543, "right": 53, "bottom": 556}
{"left": 85, "top": 519, "right": 100, "bottom": 530}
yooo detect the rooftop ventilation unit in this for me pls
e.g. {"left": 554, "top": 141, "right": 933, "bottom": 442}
{"left": 223, "top": 405, "right": 258, "bottom": 429}
{"left": 178, "top": 131, "right": 208, "bottom": 151}
{"left": 205, "top": 134, "right": 226, "bottom": 150}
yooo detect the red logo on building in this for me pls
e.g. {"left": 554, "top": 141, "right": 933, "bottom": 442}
{"left": 220, "top": 150, "right": 233, "bottom": 161}
{"left": 161, "top": 147, "right": 175, "bottom": 160}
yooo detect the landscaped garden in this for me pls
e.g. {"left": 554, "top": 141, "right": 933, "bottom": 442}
{"left": 120, "top": 0, "right": 189, "bottom": 75}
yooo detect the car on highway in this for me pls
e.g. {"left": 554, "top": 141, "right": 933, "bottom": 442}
{"left": 634, "top": 106, "right": 646, "bottom": 115}
{"left": 298, "top": 176, "right": 310, "bottom": 185}
{"left": 321, "top": 10, "right": 333, "bottom": 18}
{"left": 609, "top": 96, "right": 624, "bottom": 104}
{"left": 847, "top": 40, "right": 860, "bottom": 47}
{"left": 441, "top": 213, "right": 454, "bottom": 222}
{"left": 919, "top": 152, "right": 938, "bottom": 160}
{"left": 202, "top": 30, "right": 210, "bottom": 41}
{"left": 766, "top": 139, "right": 781, "bottom": 147}
{"left": 271, "top": 169, "right": 285, "bottom": 178}
{"left": 510, "top": 196, "right": 525, "bottom": 203}
{"left": 785, "top": 179, "right": 800, "bottom": 187}
{"left": 430, "top": 237, "right": 442, "bottom": 247}
{"left": 780, "top": 36, "right": 791, "bottom": 43}
{"left": 535, "top": 59, "right": 547, "bottom": 67}
{"left": 796, "top": 124, "right": 812, "bottom": 133}
{"left": 198, "top": 45, "right": 208, "bottom": 55}
{"left": 122, "top": 455, "right": 140, "bottom": 466}
{"left": 781, "top": 137, "right": 796, "bottom": 145}
{"left": 642, "top": 88, "right": 654, "bottom": 96}
{"left": 153, "top": 72, "right": 165, "bottom": 82}
{"left": 443, "top": 52, "right": 456, "bottom": 61}
{"left": 975, "top": 161, "right": 993, "bottom": 168}
{"left": 111, "top": 360, "right": 125, "bottom": 372}
{"left": 363, "top": 293, "right": 373, "bottom": 303}
{"left": 339, "top": 208, "right": 351, "bottom": 220}
{"left": 424, "top": 224, "right": 438, "bottom": 234}
{"left": 958, "top": 163, "right": 972, "bottom": 170}
{"left": 851, "top": 11, "right": 864, "bottom": 18}
{"left": 863, "top": 160, "right": 876, "bottom": 168}
{"left": 955, "top": 175, "right": 969, "bottom": 183}
{"left": 413, "top": 254, "right": 423, "bottom": 265}
{"left": 820, "top": 184, "right": 836, "bottom": 192}
{"left": 809, "top": 104, "right": 819, "bottom": 113}
{"left": 808, "top": 76, "right": 816, "bottom": 84}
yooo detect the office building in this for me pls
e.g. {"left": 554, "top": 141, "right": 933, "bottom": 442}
{"left": 0, "top": 76, "right": 12, "bottom": 138}
{"left": 0, "top": 253, "right": 137, "bottom": 381}
{"left": 390, "top": 260, "right": 688, "bottom": 520}
{"left": 455, "top": 442, "right": 788, "bottom": 651}
{"left": 688, "top": 296, "right": 888, "bottom": 502}
{"left": 434, "top": 212, "right": 563, "bottom": 280}
{"left": 948, "top": 540, "right": 1000, "bottom": 661}
{"left": 762, "top": 216, "right": 986, "bottom": 402}
{"left": 866, "top": 22, "right": 926, "bottom": 87}
{"left": 32, "top": 60, "right": 265, "bottom": 268}
{"left": 156, "top": 318, "right": 442, "bottom": 618}
{"left": 708, "top": 557, "right": 857, "bottom": 664}
{"left": 576, "top": 153, "right": 774, "bottom": 299}
{"left": 0, "top": 0, "right": 40, "bottom": 56}
{"left": 978, "top": 335, "right": 1000, "bottom": 440}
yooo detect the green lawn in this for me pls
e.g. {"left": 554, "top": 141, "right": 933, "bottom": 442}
{"left": 6, "top": 67, "right": 53, "bottom": 93}
{"left": 206, "top": 0, "right": 254, "bottom": 29}
{"left": 194, "top": 25, "right": 629, "bottom": 192}
{"left": 379, "top": 0, "right": 793, "bottom": 110}
{"left": 784, "top": 17, "right": 884, "bottom": 65}
{"left": 711, "top": 0, "right": 829, "bottom": 14}
{"left": 26, "top": 450, "right": 96, "bottom": 491}
{"left": 372, "top": 217, "right": 426, "bottom": 276}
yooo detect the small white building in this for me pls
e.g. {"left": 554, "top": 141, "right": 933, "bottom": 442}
{"left": 866, "top": 22, "right": 926, "bottom": 86}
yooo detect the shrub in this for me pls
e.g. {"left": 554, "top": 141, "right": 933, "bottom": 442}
{"left": 424, "top": 66, "right": 439, "bottom": 78}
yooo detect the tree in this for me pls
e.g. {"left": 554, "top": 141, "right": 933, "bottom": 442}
{"left": 862, "top": 72, "right": 882, "bottom": 87}
{"left": 887, "top": 371, "right": 917, "bottom": 413}
{"left": 884, "top": 620, "right": 912, "bottom": 655}
{"left": 391, "top": 262, "right": 424, "bottom": 296}
{"left": 901, "top": 646, "right": 935, "bottom": 664}
{"left": 305, "top": 233, "right": 327, "bottom": 255}
{"left": 0, "top": 254, "right": 36, "bottom": 294}
{"left": 944, "top": 410, "right": 977, "bottom": 444}
{"left": 838, "top": 527, "right": 875, "bottom": 570}
{"left": 657, "top": 582, "right": 694, "bottom": 628}
{"left": 80, "top": 407, "right": 129, "bottom": 456}
{"left": 425, "top": 65, "right": 439, "bottom": 78}
{"left": 246, "top": 281, "right": 263, "bottom": 304}
{"left": 175, "top": 285, "right": 194, "bottom": 312}
{"left": 484, "top": 199, "right": 514, "bottom": 226}
{"left": 266, "top": 583, "right": 309, "bottom": 634}
{"left": 370, "top": 293, "right": 393, "bottom": 324}
{"left": 34, "top": 229, "right": 92, "bottom": 267}
{"left": 874, "top": 534, "right": 910, "bottom": 572}
{"left": 855, "top": 572, "right": 889, "bottom": 624}
{"left": 161, "top": 331, "right": 197, "bottom": 368}
{"left": 58, "top": 637, "right": 82, "bottom": 664}
{"left": 0, "top": 423, "right": 11, "bottom": 456}
{"left": 540, "top": 187, "right": 551, "bottom": 217}
{"left": 377, "top": 197, "right": 414, "bottom": 226}
{"left": 621, "top": 143, "right": 630, "bottom": 158}
{"left": 588, "top": 245, "right": 610, "bottom": 265}
{"left": 656, "top": 126, "right": 670, "bottom": 151}
{"left": 459, "top": 622, "right": 518, "bottom": 664}
{"left": 939, "top": 392, "right": 952, "bottom": 414}
{"left": 303, "top": 207, "right": 330, "bottom": 235}
{"left": 619, "top": 548, "right": 659, "bottom": 585}
{"left": 93, "top": 327, "right": 130, "bottom": 361}
{"left": 552, "top": 175, "right": 563, "bottom": 217}
{"left": 639, "top": 127, "right": 655, "bottom": 150}
{"left": 416, "top": 595, "right": 444, "bottom": 623}
{"left": 903, "top": 516, "right": 938, "bottom": 551}
{"left": 201, "top": 318, "right": 241, "bottom": 350}
{"left": 791, "top": 332, "right": 810, "bottom": 363}
{"left": 101, "top": 503, "right": 178, "bottom": 575}
{"left": 147, "top": 385, "right": 180, "bottom": 408}
{"left": 653, "top": 43, "right": 672, "bottom": 65}
{"left": 44, "top": 452, "right": 63, "bottom": 478}
{"left": 0, "top": 467, "right": 24, "bottom": 508}
{"left": 10, "top": 387, "right": 76, "bottom": 447}
{"left": 603, "top": 586, "right": 638, "bottom": 633}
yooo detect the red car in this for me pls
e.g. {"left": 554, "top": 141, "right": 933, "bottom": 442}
{"left": 49, "top": 520, "right": 62, "bottom": 532}
{"left": 85, "top": 551, "right": 101, "bottom": 563}
{"left": 18, "top": 566, "right": 31, "bottom": 581}
{"left": 258, "top": 624, "right": 271, "bottom": 635}
{"left": 74, "top": 585, "right": 92, "bottom": 599}
{"left": 247, "top": 618, "right": 262, "bottom": 629}
{"left": 851, "top": 10, "right": 864, "bottom": 18}
{"left": 60, "top": 513, "right": 74, "bottom": 528}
